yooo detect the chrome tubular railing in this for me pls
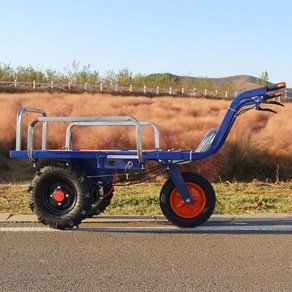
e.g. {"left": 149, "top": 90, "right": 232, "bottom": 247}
{"left": 16, "top": 106, "right": 47, "bottom": 151}
{"left": 27, "top": 116, "right": 147, "bottom": 163}
{"left": 65, "top": 120, "right": 160, "bottom": 151}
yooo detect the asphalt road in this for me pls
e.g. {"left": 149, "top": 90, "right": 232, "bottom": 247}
{"left": 0, "top": 222, "right": 291, "bottom": 291}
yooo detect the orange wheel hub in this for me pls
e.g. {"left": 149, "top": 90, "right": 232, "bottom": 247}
{"left": 170, "top": 182, "right": 206, "bottom": 218}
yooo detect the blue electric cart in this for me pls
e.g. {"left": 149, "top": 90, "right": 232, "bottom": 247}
{"left": 10, "top": 82, "right": 286, "bottom": 229}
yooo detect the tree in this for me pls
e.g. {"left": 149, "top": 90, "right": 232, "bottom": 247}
{"left": 116, "top": 68, "right": 132, "bottom": 86}
{"left": 45, "top": 69, "right": 57, "bottom": 82}
{"left": 0, "top": 63, "right": 14, "bottom": 81}
{"left": 195, "top": 76, "right": 213, "bottom": 90}
{"left": 257, "top": 70, "right": 269, "bottom": 86}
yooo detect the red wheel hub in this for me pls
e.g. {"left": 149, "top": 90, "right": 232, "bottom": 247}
{"left": 53, "top": 189, "right": 65, "bottom": 202}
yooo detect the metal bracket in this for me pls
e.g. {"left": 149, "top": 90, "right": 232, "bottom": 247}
{"left": 96, "top": 152, "right": 106, "bottom": 168}
{"left": 167, "top": 165, "right": 194, "bottom": 205}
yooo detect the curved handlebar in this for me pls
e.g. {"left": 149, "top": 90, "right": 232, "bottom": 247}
{"left": 266, "top": 82, "right": 286, "bottom": 92}
{"left": 264, "top": 90, "right": 283, "bottom": 100}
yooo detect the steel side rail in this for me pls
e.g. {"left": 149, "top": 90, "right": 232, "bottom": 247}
{"left": 65, "top": 121, "right": 160, "bottom": 150}
{"left": 27, "top": 116, "right": 144, "bottom": 163}
{"left": 16, "top": 106, "right": 47, "bottom": 151}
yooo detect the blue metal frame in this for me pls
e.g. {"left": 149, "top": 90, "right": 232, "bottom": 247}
{"left": 167, "top": 164, "right": 195, "bottom": 204}
{"left": 10, "top": 84, "right": 284, "bottom": 204}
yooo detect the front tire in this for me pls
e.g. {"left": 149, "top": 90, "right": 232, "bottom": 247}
{"left": 160, "top": 172, "right": 216, "bottom": 227}
{"left": 29, "top": 164, "right": 93, "bottom": 229}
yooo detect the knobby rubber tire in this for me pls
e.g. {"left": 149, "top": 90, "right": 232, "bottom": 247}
{"left": 160, "top": 172, "right": 216, "bottom": 227}
{"left": 86, "top": 193, "right": 114, "bottom": 218}
{"left": 29, "top": 164, "right": 93, "bottom": 229}
{"left": 86, "top": 183, "right": 114, "bottom": 218}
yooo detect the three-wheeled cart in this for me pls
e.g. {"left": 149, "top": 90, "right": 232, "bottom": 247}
{"left": 10, "top": 82, "right": 286, "bottom": 229}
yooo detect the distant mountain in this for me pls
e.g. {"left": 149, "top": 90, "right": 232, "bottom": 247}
{"left": 201, "top": 75, "right": 259, "bottom": 90}
{"left": 146, "top": 73, "right": 282, "bottom": 91}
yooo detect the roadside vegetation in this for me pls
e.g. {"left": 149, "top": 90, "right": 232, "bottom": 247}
{"left": 0, "top": 180, "right": 291, "bottom": 215}
{"left": 0, "top": 83, "right": 290, "bottom": 216}
{"left": 0, "top": 62, "right": 271, "bottom": 92}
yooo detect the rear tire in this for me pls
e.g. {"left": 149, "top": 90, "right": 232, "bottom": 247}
{"left": 29, "top": 164, "right": 93, "bottom": 229}
{"left": 160, "top": 172, "right": 216, "bottom": 227}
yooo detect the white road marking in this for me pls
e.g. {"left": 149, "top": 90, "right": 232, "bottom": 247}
{"left": 0, "top": 227, "right": 56, "bottom": 232}
{"left": 0, "top": 225, "right": 291, "bottom": 232}
{"left": 72, "top": 225, "right": 292, "bottom": 233}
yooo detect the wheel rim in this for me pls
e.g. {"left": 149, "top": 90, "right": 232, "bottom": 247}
{"left": 170, "top": 182, "right": 206, "bottom": 218}
{"left": 42, "top": 179, "right": 77, "bottom": 215}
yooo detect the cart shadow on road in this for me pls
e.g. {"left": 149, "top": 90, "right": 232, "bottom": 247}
{"left": 1, "top": 222, "right": 291, "bottom": 234}
{"left": 63, "top": 223, "right": 292, "bottom": 235}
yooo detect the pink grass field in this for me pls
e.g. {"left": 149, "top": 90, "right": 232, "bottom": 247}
{"left": 0, "top": 92, "right": 291, "bottom": 182}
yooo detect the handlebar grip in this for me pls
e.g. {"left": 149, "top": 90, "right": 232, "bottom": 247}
{"left": 264, "top": 90, "right": 283, "bottom": 100}
{"left": 266, "top": 82, "right": 286, "bottom": 92}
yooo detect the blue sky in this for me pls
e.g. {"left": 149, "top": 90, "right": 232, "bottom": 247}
{"left": 1, "top": 0, "right": 291, "bottom": 86}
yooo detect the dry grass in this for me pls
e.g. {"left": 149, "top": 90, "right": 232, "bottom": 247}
{"left": 0, "top": 92, "right": 291, "bottom": 182}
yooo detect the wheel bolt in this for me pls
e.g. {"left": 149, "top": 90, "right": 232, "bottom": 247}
{"left": 65, "top": 194, "right": 69, "bottom": 198}
{"left": 57, "top": 202, "right": 62, "bottom": 206}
